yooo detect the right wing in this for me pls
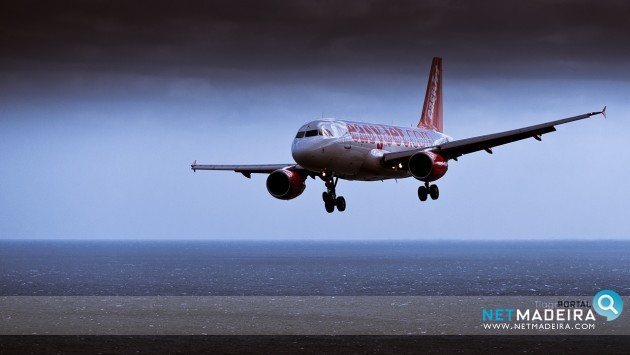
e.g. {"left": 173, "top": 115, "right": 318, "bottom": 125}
{"left": 191, "top": 161, "right": 309, "bottom": 178}
{"left": 384, "top": 107, "right": 606, "bottom": 164}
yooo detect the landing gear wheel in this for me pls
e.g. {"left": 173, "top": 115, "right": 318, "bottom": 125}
{"left": 429, "top": 184, "right": 439, "bottom": 200}
{"left": 325, "top": 199, "right": 335, "bottom": 213}
{"left": 418, "top": 186, "right": 428, "bottom": 201}
{"left": 335, "top": 196, "right": 346, "bottom": 212}
{"left": 321, "top": 173, "right": 346, "bottom": 213}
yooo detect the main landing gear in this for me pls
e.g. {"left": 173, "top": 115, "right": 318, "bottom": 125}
{"left": 322, "top": 173, "right": 346, "bottom": 213}
{"left": 418, "top": 182, "right": 439, "bottom": 202}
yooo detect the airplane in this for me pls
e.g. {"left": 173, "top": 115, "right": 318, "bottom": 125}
{"left": 192, "top": 57, "right": 606, "bottom": 213}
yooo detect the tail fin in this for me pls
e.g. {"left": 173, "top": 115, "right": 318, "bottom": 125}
{"left": 418, "top": 57, "right": 443, "bottom": 132}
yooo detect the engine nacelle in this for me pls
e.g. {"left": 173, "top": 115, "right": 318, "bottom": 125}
{"left": 407, "top": 151, "right": 448, "bottom": 182}
{"left": 266, "top": 169, "right": 306, "bottom": 200}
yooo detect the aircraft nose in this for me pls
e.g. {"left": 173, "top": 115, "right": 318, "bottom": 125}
{"left": 292, "top": 139, "right": 323, "bottom": 169}
{"left": 291, "top": 140, "right": 309, "bottom": 165}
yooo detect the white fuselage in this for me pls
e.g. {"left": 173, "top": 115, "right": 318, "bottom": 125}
{"left": 291, "top": 119, "right": 453, "bottom": 181}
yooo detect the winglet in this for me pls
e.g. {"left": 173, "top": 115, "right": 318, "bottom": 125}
{"left": 588, "top": 106, "right": 607, "bottom": 119}
{"left": 191, "top": 160, "right": 197, "bottom": 172}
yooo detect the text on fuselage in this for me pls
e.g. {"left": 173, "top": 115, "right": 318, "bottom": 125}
{"left": 346, "top": 123, "right": 433, "bottom": 149}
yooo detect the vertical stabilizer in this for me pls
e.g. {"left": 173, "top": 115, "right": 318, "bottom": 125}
{"left": 418, "top": 57, "right": 443, "bottom": 132}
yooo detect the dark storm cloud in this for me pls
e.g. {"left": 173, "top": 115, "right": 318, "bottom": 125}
{"left": 2, "top": 1, "right": 629, "bottom": 240}
{"left": 1, "top": 0, "right": 629, "bottom": 80}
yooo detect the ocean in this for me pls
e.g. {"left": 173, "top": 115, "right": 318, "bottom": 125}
{"left": 2, "top": 240, "right": 630, "bottom": 354}
{"left": 2, "top": 240, "right": 628, "bottom": 296}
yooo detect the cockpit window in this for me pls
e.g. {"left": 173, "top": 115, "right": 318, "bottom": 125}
{"left": 304, "top": 129, "right": 319, "bottom": 137}
{"left": 295, "top": 122, "right": 347, "bottom": 139}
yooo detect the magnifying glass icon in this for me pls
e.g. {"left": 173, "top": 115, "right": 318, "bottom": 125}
{"left": 598, "top": 294, "right": 619, "bottom": 315}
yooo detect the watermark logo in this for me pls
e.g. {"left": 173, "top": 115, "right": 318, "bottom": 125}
{"left": 593, "top": 290, "right": 623, "bottom": 321}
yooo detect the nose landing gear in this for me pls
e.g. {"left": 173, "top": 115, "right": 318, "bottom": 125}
{"left": 418, "top": 182, "right": 439, "bottom": 201}
{"left": 321, "top": 172, "right": 346, "bottom": 213}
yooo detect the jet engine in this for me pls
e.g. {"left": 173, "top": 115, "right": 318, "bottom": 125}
{"left": 407, "top": 151, "right": 448, "bottom": 182}
{"left": 266, "top": 169, "right": 306, "bottom": 200}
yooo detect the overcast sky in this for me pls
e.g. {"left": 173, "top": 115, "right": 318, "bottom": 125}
{"left": 1, "top": 0, "right": 628, "bottom": 239}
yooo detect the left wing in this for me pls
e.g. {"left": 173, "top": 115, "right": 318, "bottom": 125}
{"left": 191, "top": 161, "right": 308, "bottom": 178}
{"left": 384, "top": 107, "right": 606, "bottom": 164}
